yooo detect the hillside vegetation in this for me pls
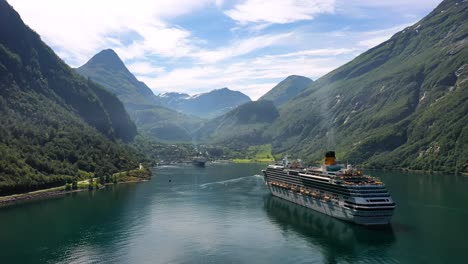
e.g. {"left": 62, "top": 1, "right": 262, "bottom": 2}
{"left": 196, "top": 0, "right": 467, "bottom": 173}
{"left": 259, "top": 75, "right": 313, "bottom": 106}
{"left": 196, "top": 100, "right": 279, "bottom": 148}
{"left": 0, "top": 1, "right": 141, "bottom": 195}
{"left": 267, "top": 0, "right": 467, "bottom": 173}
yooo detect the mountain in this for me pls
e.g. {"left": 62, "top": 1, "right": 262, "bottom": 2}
{"left": 132, "top": 107, "right": 202, "bottom": 142}
{"left": 259, "top": 75, "right": 313, "bottom": 106}
{"left": 76, "top": 49, "right": 156, "bottom": 109}
{"left": 267, "top": 0, "right": 467, "bottom": 173}
{"left": 155, "top": 88, "right": 251, "bottom": 118}
{"left": 196, "top": 100, "right": 279, "bottom": 148}
{"left": 0, "top": 0, "right": 140, "bottom": 195}
{"left": 156, "top": 92, "right": 190, "bottom": 105}
{"left": 76, "top": 49, "right": 202, "bottom": 142}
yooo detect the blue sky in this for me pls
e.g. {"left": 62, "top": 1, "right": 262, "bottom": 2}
{"left": 9, "top": 0, "right": 442, "bottom": 99}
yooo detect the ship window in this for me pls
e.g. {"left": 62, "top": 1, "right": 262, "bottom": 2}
{"left": 369, "top": 199, "right": 386, "bottom": 202}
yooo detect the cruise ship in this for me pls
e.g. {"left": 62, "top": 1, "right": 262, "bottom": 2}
{"left": 262, "top": 151, "right": 395, "bottom": 225}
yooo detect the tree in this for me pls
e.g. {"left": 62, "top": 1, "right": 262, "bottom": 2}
{"left": 88, "top": 178, "right": 94, "bottom": 190}
{"left": 72, "top": 180, "right": 78, "bottom": 190}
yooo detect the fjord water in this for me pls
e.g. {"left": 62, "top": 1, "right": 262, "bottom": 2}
{"left": 1, "top": 163, "right": 467, "bottom": 263}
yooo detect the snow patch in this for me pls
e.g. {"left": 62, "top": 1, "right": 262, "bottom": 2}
{"left": 187, "top": 93, "right": 203, "bottom": 100}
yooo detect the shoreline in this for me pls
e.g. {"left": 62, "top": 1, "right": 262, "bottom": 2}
{"left": 0, "top": 178, "right": 149, "bottom": 208}
{"left": 363, "top": 167, "right": 464, "bottom": 176}
{"left": 0, "top": 187, "right": 84, "bottom": 207}
{"left": 231, "top": 159, "right": 274, "bottom": 164}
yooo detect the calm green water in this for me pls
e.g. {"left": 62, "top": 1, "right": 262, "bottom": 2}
{"left": 1, "top": 163, "right": 467, "bottom": 264}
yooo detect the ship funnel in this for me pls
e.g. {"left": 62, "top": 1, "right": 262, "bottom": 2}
{"left": 324, "top": 151, "right": 336, "bottom": 165}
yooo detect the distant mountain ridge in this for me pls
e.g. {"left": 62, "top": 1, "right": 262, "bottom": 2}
{"left": 259, "top": 75, "right": 313, "bottom": 106}
{"left": 155, "top": 87, "right": 251, "bottom": 118}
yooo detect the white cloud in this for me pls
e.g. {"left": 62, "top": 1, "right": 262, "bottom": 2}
{"left": 269, "top": 48, "right": 356, "bottom": 58}
{"left": 215, "top": 0, "right": 224, "bottom": 7}
{"left": 114, "top": 25, "right": 197, "bottom": 61}
{"left": 339, "top": 0, "right": 441, "bottom": 9}
{"left": 357, "top": 24, "right": 413, "bottom": 48}
{"left": 8, "top": 0, "right": 213, "bottom": 66}
{"left": 358, "top": 36, "right": 390, "bottom": 49}
{"left": 225, "top": 0, "right": 336, "bottom": 24}
{"left": 139, "top": 53, "right": 342, "bottom": 100}
{"left": 127, "top": 62, "right": 166, "bottom": 76}
{"left": 8, "top": 0, "right": 440, "bottom": 100}
{"left": 136, "top": 22, "right": 415, "bottom": 99}
{"left": 193, "top": 32, "right": 293, "bottom": 63}
{"left": 335, "top": 0, "right": 442, "bottom": 19}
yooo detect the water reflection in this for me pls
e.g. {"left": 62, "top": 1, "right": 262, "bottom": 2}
{"left": 0, "top": 183, "right": 153, "bottom": 264}
{"left": 3, "top": 165, "right": 467, "bottom": 264}
{"left": 263, "top": 195, "right": 396, "bottom": 264}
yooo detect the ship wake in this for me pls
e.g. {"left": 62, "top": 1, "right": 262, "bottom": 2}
{"left": 199, "top": 174, "right": 263, "bottom": 189}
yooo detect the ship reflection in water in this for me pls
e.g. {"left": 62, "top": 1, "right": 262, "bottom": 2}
{"left": 263, "top": 195, "right": 396, "bottom": 264}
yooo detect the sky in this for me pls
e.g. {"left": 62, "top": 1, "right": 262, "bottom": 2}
{"left": 9, "top": 0, "right": 442, "bottom": 100}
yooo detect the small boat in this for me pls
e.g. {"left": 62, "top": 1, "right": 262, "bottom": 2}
{"left": 193, "top": 156, "right": 207, "bottom": 167}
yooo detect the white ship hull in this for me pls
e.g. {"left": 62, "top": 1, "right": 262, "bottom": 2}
{"left": 267, "top": 183, "right": 392, "bottom": 226}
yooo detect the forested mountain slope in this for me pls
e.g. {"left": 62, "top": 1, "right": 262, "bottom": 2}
{"left": 196, "top": 100, "right": 279, "bottom": 148}
{"left": 268, "top": 0, "right": 467, "bottom": 173}
{"left": 259, "top": 75, "right": 313, "bottom": 106}
{"left": 0, "top": 0, "right": 140, "bottom": 195}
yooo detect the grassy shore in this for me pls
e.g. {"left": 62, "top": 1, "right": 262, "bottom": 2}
{"left": 231, "top": 144, "right": 275, "bottom": 164}
{"left": 0, "top": 166, "right": 152, "bottom": 207}
{"left": 231, "top": 158, "right": 274, "bottom": 163}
